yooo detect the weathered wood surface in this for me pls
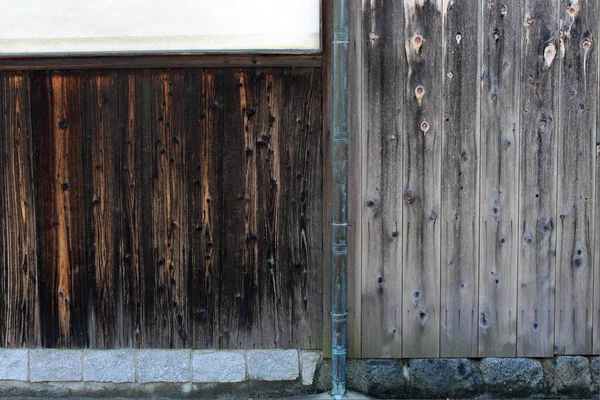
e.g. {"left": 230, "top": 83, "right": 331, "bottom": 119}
{"left": 555, "top": 0, "right": 597, "bottom": 355}
{"left": 440, "top": 0, "right": 480, "bottom": 358}
{"left": 516, "top": 0, "right": 559, "bottom": 357}
{"left": 478, "top": 0, "right": 521, "bottom": 357}
{"left": 401, "top": 0, "right": 442, "bottom": 358}
{"left": 0, "top": 68, "right": 323, "bottom": 349}
{"left": 360, "top": 0, "right": 404, "bottom": 358}
{"left": 0, "top": 72, "right": 39, "bottom": 347}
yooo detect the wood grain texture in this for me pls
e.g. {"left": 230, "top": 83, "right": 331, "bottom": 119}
{"left": 401, "top": 0, "right": 442, "bottom": 358}
{"left": 555, "top": 0, "right": 597, "bottom": 355}
{"left": 360, "top": 0, "right": 404, "bottom": 359}
{"left": 119, "top": 70, "right": 155, "bottom": 348}
{"left": 220, "top": 68, "right": 323, "bottom": 350}
{"left": 0, "top": 72, "right": 40, "bottom": 347}
{"left": 31, "top": 72, "right": 89, "bottom": 347}
{"left": 0, "top": 67, "right": 322, "bottom": 349}
{"left": 0, "top": 54, "right": 322, "bottom": 71}
{"left": 322, "top": 0, "right": 334, "bottom": 359}
{"left": 440, "top": 0, "right": 480, "bottom": 357}
{"left": 517, "top": 0, "right": 559, "bottom": 357}
{"left": 188, "top": 69, "right": 223, "bottom": 349}
{"left": 478, "top": 0, "right": 520, "bottom": 357}
{"left": 84, "top": 71, "right": 123, "bottom": 348}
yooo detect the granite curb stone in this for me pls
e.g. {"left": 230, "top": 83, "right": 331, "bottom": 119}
{"left": 193, "top": 351, "right": 246, "bottom": 383}
{"left": 29, "top": 349, "right": 82, "bottom": 382}
{"left": 0, "top": 349, "right": 28, "bottom": 381}
{"left": 137, "top": 350, "right": 190, "bottom": 383}
{"left": 83, "top": 349, "right": 135, "bottom": 383}
{"left": 247, "top": 349, "right": 299, "bottom": 381}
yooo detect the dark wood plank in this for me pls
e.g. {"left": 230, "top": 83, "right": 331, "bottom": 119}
{"left": 401, "top": 0, "right": 442, "bottom": 358}
{"left": 148, "top": 70, "right": 190, "bottom": 348}
{"left": 0, "top": 54, "right": 321, "bottom": 71}
{"left": 516, "top": 0, "right": 559, "bottom": 357}
{"left": 221, "top": 69, "right": 256, "bottom": 349}
{"left": 280, "top": 69, "right": 323, "bottom": 349}
{"left": 555, "top": 0, "right": 598, "bottom": 355}
{"left": 83, "top": 71, "right": 123, "bottom": 348}
{"left": 31, "top": 71, "right": 88, "bottom": 347}
{"left": 0, "top": 72, "right": 40, "bottom": 347}
{"left": 361, "top": 0, "right": 405, "bottom": 358}
{"left": 120, "top": 69, "right": 155, "bottom": 348}
{"left": 440, "top": 0, "right": 480, "bottom": 357}
{"left": 478, "top": 0, "right": 521, "bottom": 357}
{"left": 188, "top": 69, "right": 224, "bottom": 349}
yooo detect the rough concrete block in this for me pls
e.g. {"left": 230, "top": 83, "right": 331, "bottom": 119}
{"left": 555, "top": 356, "right": 591, "bottom": 394}
{"left": 409, "top": 358, "right": 482, "bottom": 397}
{"left": 300, "top": 351, "right": 321, "bottom": 385}
{"left": 0, "top": 349, "right": 28, "bottom": 381}
{"left": 29, "top": 349, "right": 82, "bottom": 382}
{"left": 480, "top": 358, "right": 543, "bottom": 395}
{"left": 192, "top": 351, "right": 245, "bottom": 383}
{"left": 137, "top": 350, "right": 190, "bottom": 383}
{"left": 84, "top": 349, "right": 135, "bottom": 383}
{"left": 247, "top": 350, "right": 299, "bottom": 381}
{"left": 591, "top": 357, "right": 599, "bottom": 393}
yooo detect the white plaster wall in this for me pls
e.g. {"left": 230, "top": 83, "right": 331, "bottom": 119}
{"left": 0, "top": 0, "right": 320, "bottom": 54}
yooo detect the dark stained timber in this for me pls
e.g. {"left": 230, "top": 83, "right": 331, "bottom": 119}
{"left": 0, "top": 67, "right": 323, "bottom": 349}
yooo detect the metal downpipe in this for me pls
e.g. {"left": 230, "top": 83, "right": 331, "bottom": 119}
{"left": 331, "top": 0, "right": 348, "bottom": 397}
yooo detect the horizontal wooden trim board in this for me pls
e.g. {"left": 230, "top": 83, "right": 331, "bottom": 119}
{"left": 0, "top": 54, "right": 322, "bottom": 70}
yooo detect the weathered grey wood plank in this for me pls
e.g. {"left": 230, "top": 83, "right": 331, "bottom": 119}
{"left": 346, "top": 0, "right": 363, "bottom": 359}
{"left": 516, "top": 0, "right": 559, "bottom": 357}
{"left": 360, "top": 0, "right": 405, "bottom": 359}
{"left": 0, "top": 72, "right": 40, "bottom": 347}
{"left": 401, "top": 0, "right": 442, "bottom": 358}
{"left": 555, "top": 0, "right": 597, "bottom": 355}
{"left": 479, "top": 0, "right": 521, "bottom": 357}
{"left": 440, "top": 0, "right": 480, "bottom": 357}
{"left": 322, "top": 0, "right": 334, "bottom": 359}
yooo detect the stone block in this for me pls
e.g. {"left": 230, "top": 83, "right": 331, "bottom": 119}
{"left": 137, "top": 350, "right": 190, "bottom": 383}
{"left": 192, "top": 351, "right": 245, "bottom": 383}
{"left": 300, "top": 351, "right": 321, "bottom": 386}
{"left": 555, "top": 356, "right": 591, "bottom": 395}
{"left": 480, "top": 358, "right": 543, "bottom": 395}
{"left": 247, "top": 350, "right": 299, "bottom": 381}
{"left": 84, "top": 349, "right": 135, "bottom": 383}
{"left": 0, "top": 349, "right": 28, "bottom": 381}
{"left": 30, "top": 349, "right": 82, "bottom": 382}
{"left": 409, "top": 358, "right": 482, "bottom": 397}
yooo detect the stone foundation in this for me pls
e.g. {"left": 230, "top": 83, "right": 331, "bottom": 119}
{"left": 315, "top": 356, "right": 600, "bottom": 398}
{"left": 0, "top": 349, "right": 597, "bottom": 398}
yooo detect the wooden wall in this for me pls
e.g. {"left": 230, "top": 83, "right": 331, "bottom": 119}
{"left": 328, "top": 0, "right": 600, "bottom": 358}
{"left": 0, "top": 68, "right": 323, "bottom": 349}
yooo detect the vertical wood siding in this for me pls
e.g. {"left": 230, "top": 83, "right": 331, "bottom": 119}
{"left": 351, "top": 0, "right": 600, "bottom": 358}
{"left": 0, "top": 68, "right": 322, "bottom": 349}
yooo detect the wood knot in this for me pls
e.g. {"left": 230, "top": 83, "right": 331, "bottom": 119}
{"left": 429, "top": 211, "right": 438, "bottom": 220}
{"left": 377, "top": 276, "right": 383, "bottom": 284}
{"left": 61, "top": 182, "right": 69, "bottom": 191}
{"left": 582, "top": 38, "right": 592, "bottom": 50}
{"left": 369, "top": 32, "right": 378, "bottom": 40}
{"left": 500, "top": 5, "right": 507, "bottom": 15}
{"left": 544, "top": 43, "right": 556, "bottom": 68}
{"left": 412, "top": 34, "right": 423, "bottom": 54}
{"left": 403, "top": 190, "right": 415, "bottom": 204}
{"left": 567, "top": 4, "right": 578, "bottom": 17}
{"left": 415, "top": 85, "right": 425, "bottom": 105}
{"left": 525, "top": 16, "right": 535, "bottom": 25}
{"left": 420, "top": 120, "right": 430, "bottom": 134}
{"left": 59, "top": 118, "right": 69, "bottom": 130}
{"left": 391, "top": 231, "right": 399, "bottom": 238}
{"left": 493, "top": 31, "right": 500, "bottom": 41}
{"left": 455, "top": 33, "right": 462, "bottom": 45}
